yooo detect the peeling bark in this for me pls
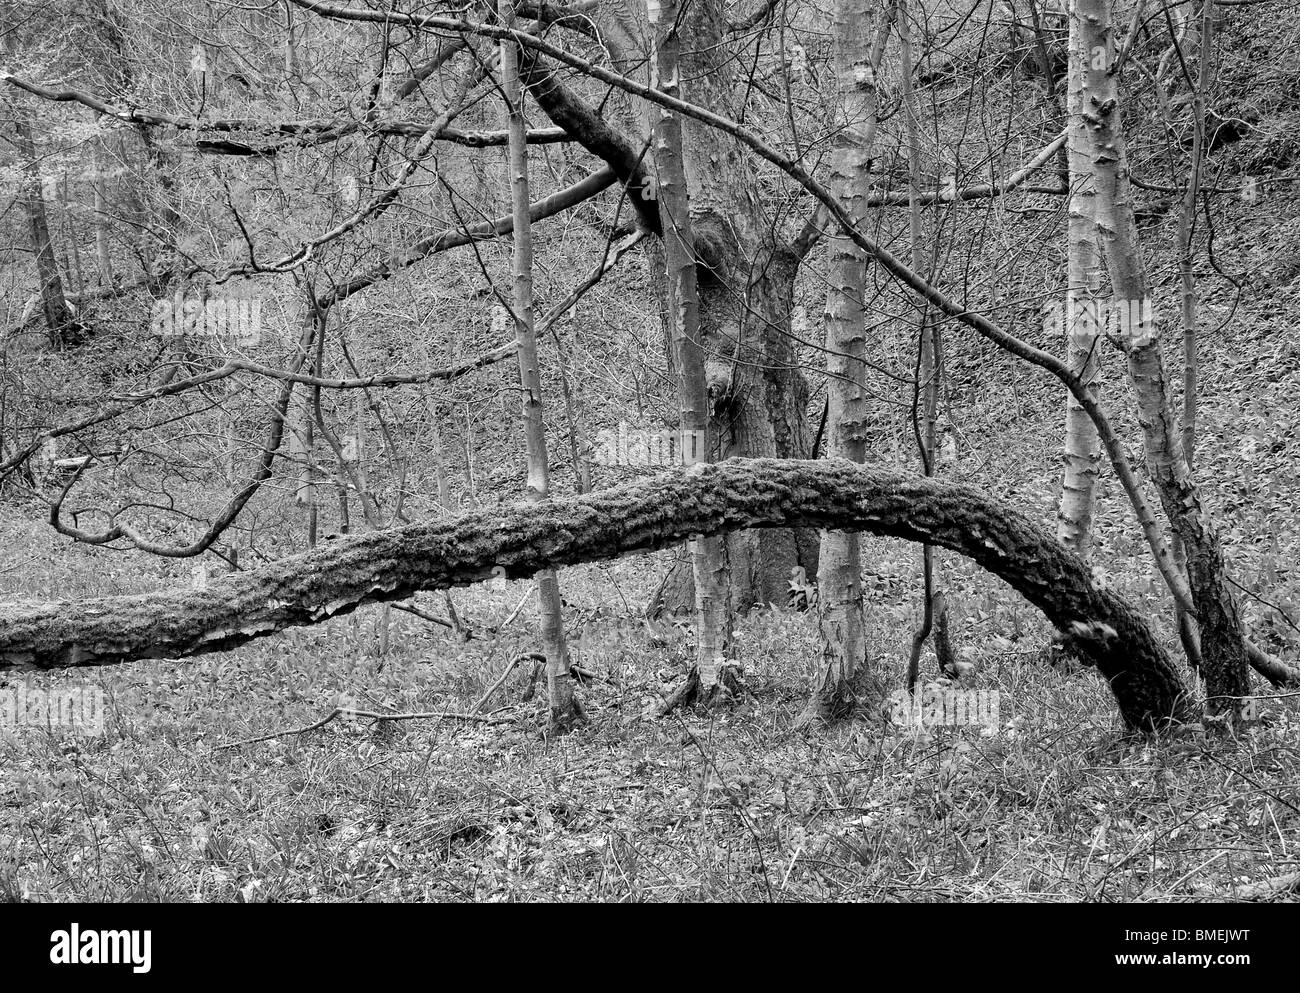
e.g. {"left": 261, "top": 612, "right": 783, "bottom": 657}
{"left": 1057, "top": 2, "right": 1103, "bottom": 558}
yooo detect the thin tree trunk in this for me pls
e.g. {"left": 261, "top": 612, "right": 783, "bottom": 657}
{"left": 61, "top": 173, "right": 85, "bottom": 300}
{"left": 92, "top": 128, "right": 115, "bottom": 285}
{"left": 1076, "top": 0, "right": 1250, "bottom": 726}
{"left": 899, "top": 0, "right": 955, "bottom": 688}
{"left": 1171, "top": 0, "right": 1213, "bottom": 676}
{"left": 13, "top": 115, "right": 78, "bottom": 348}
{"left": 547, "top": 315, "right": 588, "bottom": 494}
{"left": 427, "top": 404, "right": 467, "bottom": 641}
{"left": 500, "top": 0, "right": 582, "bottom": 729}
{"left": 648, "top": 0, "right": 734, "bottom": 704}
{"left": 801, "top": 0, "right": 890, "bottom": 726}
{"left": 1179, "top": 3, "right": 1211, "bottom": 478}
{"left": 288, "top": 387, "right": 317, "bottom": 546}
{"left": 1057, "top": 2, "right": 1104, "bottom": 559}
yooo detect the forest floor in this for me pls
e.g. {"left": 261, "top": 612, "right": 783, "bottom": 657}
{"left": 2, "top": 527, "right": 1298, "bottom": 902}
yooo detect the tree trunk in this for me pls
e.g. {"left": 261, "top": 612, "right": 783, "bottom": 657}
{"left": 520, "top": 2, "right": 819, "bottom": 613}
{"left": 801, "top": 0, "right": 890, "bottom": 726}
{"left": 0, "top": 458, "right": 1192, "bottom": 732}
{"left": 1171, "top": 0, "right": 1214, "bottom": 675}
{"left": 648, "top": 0, "right": 734, "bottom": 700}
{"left": 501, "top": 0, "right": 582, "bottom": 729}
{"left": 681, "top": 0, "right": 812, "bottom": 614}
{"left": 13, "top": 115, "right": 80, "bottom": 348}
{"left": 899, "top": 0, "right": 955, "bottom": 688}
{"left": 1056, "top": 3, "right": 1104, "bottom": 558}
{"left": 597, "top": 0, "right": 816, "bottom": 616}
{"left": 91, "top": 129, "right": 116, "bottom": 285}
{"left": 1076, "top": 0, "right": 1250, "bottom": 726}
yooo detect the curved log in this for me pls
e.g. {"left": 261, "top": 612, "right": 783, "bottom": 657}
{"left": 0, "top": 458, "right": 1190, "bottom": 729}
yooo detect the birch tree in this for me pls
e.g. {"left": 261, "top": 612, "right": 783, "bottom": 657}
{"left": 1056, "top": 0, "right": 1104, "bottom": 559}
{"left": 801, "top": 0, "right": 891, "bottom": 725}
{"left": 1075, "top": 0, "right": 1251, "bottom": 725}
{"left": 501, "top": 0, "right": 582, "bottom": 728}
{"left": 647, "top": 0, "right": 734, "bottom": 708}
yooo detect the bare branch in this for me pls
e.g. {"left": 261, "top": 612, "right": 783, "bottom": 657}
{"left": 0, "top": 72, "right": 568, "bottom": 153}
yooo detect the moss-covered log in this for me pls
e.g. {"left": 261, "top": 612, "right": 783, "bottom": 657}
{"left": 0, "top": 458, "right": 1190, "bottom": 729}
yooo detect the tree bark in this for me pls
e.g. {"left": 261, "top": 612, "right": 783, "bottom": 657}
{"left": 0, "top": 458, "right": 1191, "bottom": 731}
{"left": 501, "top": 0, "right": 582, "bottom": 729}
{"left": 1057, "top": 2, "right": 1104, "bottom": 558}
{"left": 648, "top": 0, "right": 733, "bottom": 698}
{"left": 801, "top": 0, "right": 890, "bottom": 726}
{"left": 564, "top": 0, "right": 816, "bottom": 614}
{"left": 13, "top": 114, "right": 80, "bottom": 347}
{"left": 1076, "top": 0, "right": 1250, "bottom": 725}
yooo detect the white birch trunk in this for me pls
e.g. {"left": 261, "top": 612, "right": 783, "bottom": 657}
{"left": 648, "top": 0, "right": 733, "bottom": 698}
{"left": 500, "top": 0, "right": 581, "bottom": 727}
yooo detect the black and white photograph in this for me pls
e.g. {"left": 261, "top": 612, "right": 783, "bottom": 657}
{"left": 0, "top": 0, "right": 1295, "bottom": 942}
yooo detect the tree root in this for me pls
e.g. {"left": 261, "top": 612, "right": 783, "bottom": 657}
{"left": 794, "top": 668, "right": 885, "bottom": 730}
{"left": 655, "top": 663, "right": 749, "bottom": 717}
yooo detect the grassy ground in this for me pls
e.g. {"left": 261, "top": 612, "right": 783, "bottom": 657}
{"left": 3, "top": 522, "right": 1297, "bottom": 903}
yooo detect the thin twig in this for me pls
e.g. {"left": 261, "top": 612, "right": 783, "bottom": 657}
{"left": 471, "top": 652, "right": 543, "bottom": 714}
{"left": 215, "top": 705, "right": 515, "bottom": 749}
{"left": 498, "top": 584, "right": 536, "bottom": 631}
{"left": 391, "top": 600, "right": 456, "bottom": 630}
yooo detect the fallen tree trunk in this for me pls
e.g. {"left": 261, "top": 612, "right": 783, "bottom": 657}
{"left": 0, "top": 458, "right": 1190, "bottom": 729}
